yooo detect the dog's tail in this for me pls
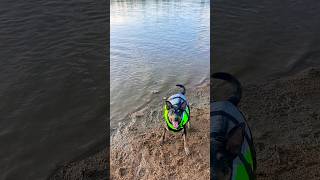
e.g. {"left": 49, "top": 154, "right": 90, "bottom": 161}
{"left": 176, "top": 84, "right": 186, "bottom": 95}
{"left": 212, "top": 72, "right": 242, "bottom": 106}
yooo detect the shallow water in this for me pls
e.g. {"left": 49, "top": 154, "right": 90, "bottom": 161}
{"left": 110, "top": 0, "right": 210, "bottom": 130}
{"left": 0, "top": 1, "right": 106, "bottom": 179}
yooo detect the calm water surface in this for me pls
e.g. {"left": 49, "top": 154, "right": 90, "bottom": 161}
{"left": 110, "top": 0, "right": 210, "bottom": 130}
{"left": 0, "top": 1, "right": 106, "bottom": 179}
{"left": 212, "top": 0, "right": 320, "bottom": 82}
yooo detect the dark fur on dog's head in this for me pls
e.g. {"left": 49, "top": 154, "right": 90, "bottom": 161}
{"left": 166, "top": 100, "right": 187, "bottom": 129}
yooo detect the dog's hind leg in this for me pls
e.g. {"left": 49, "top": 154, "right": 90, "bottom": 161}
{"left": 183, "top": 128, "right": 190, "bottom": 155}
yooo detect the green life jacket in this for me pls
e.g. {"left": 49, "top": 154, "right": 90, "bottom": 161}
{"left": 211, "top": 101, "right": 256, "bottom": 180}
{"left": 163, "top": 94, "right": 190, "bottom": 132}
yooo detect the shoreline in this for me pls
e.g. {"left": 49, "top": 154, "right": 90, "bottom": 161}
{"left": 50, "top": 80, "right": 210, "bottom": 179}
{"left": 110, "top": 80, "right": 210, "bottom": 179}
{"left": 50, "top": 67, "right": 320, "bottom": 179}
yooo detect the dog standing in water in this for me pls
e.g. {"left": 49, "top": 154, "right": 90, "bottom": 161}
{"left": 161, "top": 84, "right": 191, "bottom": 156}
{"left": 211, "top": 72, "right": 256, "bottom": 180}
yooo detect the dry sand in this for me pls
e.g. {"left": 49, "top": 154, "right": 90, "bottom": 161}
{"left": 240, "top": 67, "right": 320, "bottom": 180}
{"left": 212, "top": 67, "right": 320, "bottom": 179}
{"left": 50, "top": 67, "right": 320, "bottom": 179}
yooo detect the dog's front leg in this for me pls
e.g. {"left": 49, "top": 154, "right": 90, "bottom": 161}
{"left": 183, "top": 128, "right": 190, "bottom": 155}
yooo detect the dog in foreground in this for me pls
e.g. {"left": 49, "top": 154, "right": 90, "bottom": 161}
{"left": 161, "top": 84, "right": 191, "bottom": 156}
{"left": 211, "top": 72, "right": 256, "bottom": 180}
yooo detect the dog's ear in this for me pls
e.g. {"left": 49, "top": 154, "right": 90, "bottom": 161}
{"left": 165, "top": 101, "right": 173, "bottom": 110}
{"left": 180, "top": 101, "right": 187, "bottom": 110}
{"left": 225, "top": 123, "right": 245, "bottom": 159}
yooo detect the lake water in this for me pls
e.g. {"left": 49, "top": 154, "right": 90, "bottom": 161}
{"left": 110, "top": 0, "right": 210, "bottom": 132}
{"left": 0, "top": 1, "right": 106, "bottom": 179}
{"left": 212, "top": 0, "right": 320, "bottom": 83}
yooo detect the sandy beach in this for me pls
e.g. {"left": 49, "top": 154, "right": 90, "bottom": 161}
{"left": 49, "top": 67, "right": 320, "bottom": 179}
{"left": 213, "top": 67, "right": 320, "bottom": 179}
{"left": 109, "top": 82, "right": 210, "bottom": 180}
{"left": 49, "top": 149, "right": 108, "bottom": 180}
{"left": 240, "top": 67, "right": 320, "bottom": 179}
{"left": 50, "top": 81, "right": 210, "bottom": 180}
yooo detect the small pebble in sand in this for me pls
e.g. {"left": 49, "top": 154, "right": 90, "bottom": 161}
{"left": 118, "top": 168, "right": 127, "bottom": 176}
{"left": 152, "top": 90, "right": 160, "bottom": 94}
{"left": 134, "top": 112, "right": 144, "bottom": 117}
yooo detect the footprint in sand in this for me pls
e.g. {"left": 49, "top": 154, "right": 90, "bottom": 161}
{"left": 137, "top": 167, "right": 146, "bottom": 177}
{"left": 164, "top": 153, "right": 171, "bottom": 165}
{"left": 118, "top": 167, "right": 128, "bottom": 177}
{"left": 256, "top": 142, "right": 266, "bottom": 151}
{"left": 177, "top": 158, "right": 184, "bottom": 166}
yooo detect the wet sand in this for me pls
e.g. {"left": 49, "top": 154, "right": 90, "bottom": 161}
{"left": 49, "top": 149, "right": 108, "bottom": 180}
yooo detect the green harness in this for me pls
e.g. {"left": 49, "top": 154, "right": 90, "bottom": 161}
{"left": 163, "top": 104, "right": 190, "bottom": 132}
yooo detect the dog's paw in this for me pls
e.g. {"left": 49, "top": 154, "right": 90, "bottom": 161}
{"left": 159, "top": 139, "right": 164, "bottom": 146}
{"left": 184, "top": 147, "right": 190, "bottom": 156}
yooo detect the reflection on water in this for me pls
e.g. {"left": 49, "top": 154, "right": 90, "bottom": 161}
{"left": 111, "top": 0, "right": 210, "bottom": 129}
